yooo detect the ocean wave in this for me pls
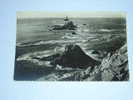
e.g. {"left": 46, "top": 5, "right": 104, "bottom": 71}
{"left": 16, "top": 33, "right": 88, "bottom": 47}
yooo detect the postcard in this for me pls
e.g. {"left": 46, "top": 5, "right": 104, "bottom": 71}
{"left": 14, "top": 12, "right": 129, "bottom": 81}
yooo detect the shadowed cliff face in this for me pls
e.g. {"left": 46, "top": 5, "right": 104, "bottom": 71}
{"left": 58, "top": 43, "right": 129, "bottom": 81}
{"left": 50, "top": 44, "right": 101, "bottom": 69}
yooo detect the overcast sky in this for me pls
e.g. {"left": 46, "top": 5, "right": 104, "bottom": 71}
{"left": 17, "top": 11, "right": 126, "bottom": 18}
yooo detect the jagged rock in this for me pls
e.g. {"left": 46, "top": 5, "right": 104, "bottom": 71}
{"left": 50, "top": 44, "right": 101, "bottom": 69}
{"left": 32, "top": 43, "right": 129, "bottom": 81}
{"left": 52, "top": 21, "right": 77, "bottom": 30}
{"left": 63, "top": 21, "right": 77, "bottom": 30}
{"left": 68, "top": 43, "right": 129, "bottom": 81}
{"left": 97, "top": 43, "right": 129, "bottom": 81}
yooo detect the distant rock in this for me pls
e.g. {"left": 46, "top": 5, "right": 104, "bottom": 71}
{"left": 51, "top": 21, "right": 77, "bottom": 30}
{"left": 63, "top": 21, "right": 77, "bottom": 30}
{"left": 83, "top": 24, "right": 87, "bottom": 25}
{"left": 72, "top": 31, "right": 76, "bottom": 35}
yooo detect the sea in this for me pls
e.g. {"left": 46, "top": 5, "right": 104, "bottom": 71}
{"left": 14, "top": 17, "right": 127, "bottom": 81}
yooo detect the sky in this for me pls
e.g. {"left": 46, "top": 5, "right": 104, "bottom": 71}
{"left": 17, "top": 11, "right": 126, "bottom": 18}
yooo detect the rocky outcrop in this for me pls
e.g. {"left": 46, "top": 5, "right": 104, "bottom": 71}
{"left": 52, "top": 21, "right": 77, "bottom": 30}
{"left": 99, "top": 43, "right": 129, "bottom": 81}
{"left": 58, "top": 43, "right": 129, "bottom": 81}
{"left": 51, "top": 44, "right": 100, "bottom": 69}
{"left": 38, "top": 44, "right": 101, "bottom": 69}
{"left": 15, "top": 42, "right": 129, "bottom": 81}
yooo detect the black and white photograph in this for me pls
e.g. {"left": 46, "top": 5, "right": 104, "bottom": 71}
{"left": 14, "top": 12, "right": 129, "bottom": 81}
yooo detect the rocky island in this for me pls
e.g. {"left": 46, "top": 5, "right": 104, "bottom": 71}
{"left": 50, "top": 17, "right": 77, "bottom": 30}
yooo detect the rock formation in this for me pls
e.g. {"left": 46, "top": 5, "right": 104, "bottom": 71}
{"left": 58, "top": 43, "right": 129, "bottom": 81}
{"left": 51, "top": 21, "right": 77, "bottom": 30}
{"left": 49, "top": 44, "right": 101, "bottom": 69}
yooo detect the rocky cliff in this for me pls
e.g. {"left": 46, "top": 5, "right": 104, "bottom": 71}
{"left": 57, "top": 43, "right": 129, "bottom": 81}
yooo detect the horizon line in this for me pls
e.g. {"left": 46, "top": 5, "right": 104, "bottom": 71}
{"left": 17, "top": 11, "right": 126, "bottom": 19}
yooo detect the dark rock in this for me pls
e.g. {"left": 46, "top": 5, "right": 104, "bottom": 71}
{"left": 52, "top": 21, "right": 77, "bottom": 30}
{"left": 50, "top": 44, "right": 101, "bottom": 69}
{"left": 99, "top": 43, "right": 129, "bottom": 81}
{"left": 63, "top": 21, "right": 77, "bottom": 30}
{"left": 88, "top": 36, "right": 126, "bottom": 54}
{"left": 72, "top": 32, "right": 76, "bottom": 35}
{"left": 92, "top": 50, "right": 100, "bottom": 54}
{"left": 52, "top": 25, "right": 64, "bottom": 30}
{"left": 67, "top": 43, "right": 129, "bottom": 81}
{"left": 83, "top": 24, "right": 87, "bottom": 25}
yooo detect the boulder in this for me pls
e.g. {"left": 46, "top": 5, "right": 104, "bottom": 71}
{"left": 50, "top": 44, "right": 101, "bottom": 69}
